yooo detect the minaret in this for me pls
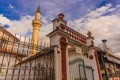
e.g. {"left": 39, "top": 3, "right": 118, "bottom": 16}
{"left": 31, "top": 6, "right": 42, "bottom": 56}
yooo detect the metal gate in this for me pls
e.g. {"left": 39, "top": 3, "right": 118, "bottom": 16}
{"left": 78, "top": 64, "right": 94, "bottom": 80}
{"left": 0, "top": 33, "right": 55, "bottom": 80}
{"left": 69, "top": 58, "right": 94, "bottom": 80}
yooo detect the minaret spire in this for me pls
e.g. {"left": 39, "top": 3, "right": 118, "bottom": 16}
{"left": 35, "top": 6, "right": 41, "bottom": 20}
{"left": 36, "top": 6, "right": 40, "bottom": 13}
{"left": 31, "top": 6, "right": 42, "bottom": 56}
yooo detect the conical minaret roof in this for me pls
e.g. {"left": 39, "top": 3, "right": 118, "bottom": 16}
{"left": 36, "top": 6, "right": 40, "bottom": 13}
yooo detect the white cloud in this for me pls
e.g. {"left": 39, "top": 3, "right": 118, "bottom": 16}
{"left": 40, "top": 23, "right": 52, "bottom": 44}
{"left": 67, "top": 4, "right": 120, "bottom": 54}
{"left": 0, "top": 14, "right": 52, "bottom": 44}
{"left": 8, "top": 4, "right": 14, "bottom": 9}
{"left": 107, "top": 4, "right": 120, "bottom": 12}
{"left": 85, "top": 15, "right": 120, "bottom": 45}
{"left": 0, "top": 14, "right": 10, "bottom": 24}
{"left": 107, "top": 8, "right": 116, "bottom": 12}
{"left": 6, "top": 15, "right": 33, "bottom": 35}
{"left": 116, "top": 5, "right": 120, "bottom": 8}
{"left": 87, "top": 4, "right": 112, "bottom": 18}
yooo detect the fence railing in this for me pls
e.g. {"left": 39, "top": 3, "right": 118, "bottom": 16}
{"left": 0, "top": 33, "right": 55, "bottom": 80}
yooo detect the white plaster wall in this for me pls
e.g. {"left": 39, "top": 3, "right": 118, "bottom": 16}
{"left": 53, "top": 20, "right": 59, "bottom": 30}
{"left": 86, "top": 39, "right": 92, "bottom": 46}
{"left": 66, "top": 46, "right": 70, "bottom": 80}
{"left": 53, "top": 19, "right": 66, "bottom": 31}
{"left": 87, "top": 49, "right": 99, "bottom": 80}
{"left": 54, "top": 46, "right": 62, "bottom": 80}
{"left": 50, "top": 34, "right": 60, "bottom": 46}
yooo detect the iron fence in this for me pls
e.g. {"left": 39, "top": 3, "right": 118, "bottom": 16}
{"left": 0, "top": 32, "right": 55, "bottom": 80}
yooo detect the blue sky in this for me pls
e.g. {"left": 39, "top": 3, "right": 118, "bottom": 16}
{"left": 1, "top": 0, "right": 120, "bottom": 20}
{"left": 0, "top": 0, "right": 120, "bottom": 55}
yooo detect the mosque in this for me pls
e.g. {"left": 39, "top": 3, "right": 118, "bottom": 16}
{"left": 0, "top": 5, "right": 120, "bottom": 80}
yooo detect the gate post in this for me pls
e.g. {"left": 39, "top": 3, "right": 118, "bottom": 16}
{"left": 53, "top": 37, "right": 68, "bottom": 80}
{"left": 54, "top": 46, "right": 62, "bottom": 80}
{"left": 47, "top": 13, "right": 69, "bottom": 80}
{"left": 60, "top": 37, "right": 68, "bottom": 80}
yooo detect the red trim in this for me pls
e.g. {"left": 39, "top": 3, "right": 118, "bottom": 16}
{"left": 58, "top": 13, "right": 64, "bottom": 19}
{"left": 87, "top": 31, "right": 92, "bottom": 37}
{"left": 60, "top": 23, "right": 66, "bottom": 30}
{"left": 91, "top": 40, "right": 94, "bottom": 46}
{"left": 89, "top": 55, "right": 94, "bottom": 60}
{"left": 94, "top": 51, "right": 102, "bottom": 80}
{"left": 60, "top": 37, "right": 67, "bottom": 80}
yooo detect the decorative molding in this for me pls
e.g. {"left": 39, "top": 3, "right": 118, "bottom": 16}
{"left": 89, "top": 55, "right": 94, "bottom": 60}
{"left": 69, "top": 58, "right": 84, "bottom": 65}
{"left": 60, "top": 23, "right": 65, "bottom": 30}
{"left": 60, "top": 37, "right": 67, "bottom": 80}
